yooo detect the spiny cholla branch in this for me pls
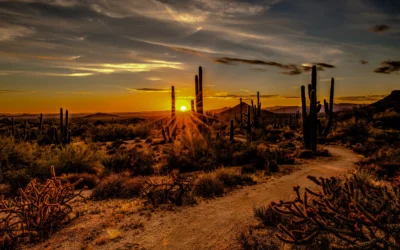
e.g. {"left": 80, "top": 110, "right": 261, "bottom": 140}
{"left": 271, "top": 174, "right": 400, "bottom": 250}
{"left": 0, "top": 166, "right": 86, "bottom": 248}
{"left": 141, "top": 174, "right": 194, "bottom": 206}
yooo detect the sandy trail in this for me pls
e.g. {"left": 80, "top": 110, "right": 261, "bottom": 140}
{"left": 113, "top": 146, "right": 360, "bottom": 250}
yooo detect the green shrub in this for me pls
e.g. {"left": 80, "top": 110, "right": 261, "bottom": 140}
{"left": 192, "top": 174, "right": 224, "bottom": 198}
{"left": 57, "top": 144, "right": 103, "bottom": 174}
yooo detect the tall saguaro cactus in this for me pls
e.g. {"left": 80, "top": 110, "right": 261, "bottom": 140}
{"left": 230, "top": 119, "right": 234, "bottom": 142}
{"left": 38, "top": 113, "right": 43, "bottom": 136}
{"left": 171, "top": 86, "right": 176, "bottom": 121}
{"left": 257, "top": 91, "right": 261, "bottom": 117}
{"left": 301, "top": 66, "right": 335, "bottom": 151}
{"left": 60, "top": 108, "right": 63, "bottom": 139}
{"left": 243, "top": 105, "right": 251, "bottom": 136}
{"left": 198, "top": 66, "right": 203, "bottom": 115}
{"left": 191, "top": 99, "right": 195, "bottom": 112}
{"left": 195, "top": 76, "right": 199, "bottom": 112}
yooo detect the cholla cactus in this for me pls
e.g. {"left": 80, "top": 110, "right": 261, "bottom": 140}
{"left": 0, "top": 166, "right": 86, "bottom": 247}
{"left": 271, "top": 174, "right": 400, "bottom": 249}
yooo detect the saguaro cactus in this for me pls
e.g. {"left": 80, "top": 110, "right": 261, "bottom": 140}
{"left": 301, "top": 66, "right": 335, "bottom": 151}
{"left": 191, "top": 99, "right": 195, "bottom": 112}
{"left": 198, "top": 66, "right": 203, "bottom": 115}
{"left": 257, "top": 91, "right": 261, "bottom": 117}
{"left": 65, "top": 110, "right": 69, "bottom": 141}
{"left": 230, "top": 119, "right": 234, "bottom": 142}
{"left": 171, "top": 86, "right": 176, "bottom": 121}
{"left": 60, "top": 108, "right": 63, "bottom": 139}
{"left": 243, "top": 105, "right": 251, "bottom": 136}
{"left": 11, "top": 117, "right": 15, "bottom": 138}
{"left": 38, "top": 113, "right": 43, "bottom": 136}
{"left": 195, "top": 76, "right": 199, "bottom": 113}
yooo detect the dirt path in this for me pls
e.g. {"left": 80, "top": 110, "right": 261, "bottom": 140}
{"left": 113, "top": 146, "right": 360, "bottom": 250}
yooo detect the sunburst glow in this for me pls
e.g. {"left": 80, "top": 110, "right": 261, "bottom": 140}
{"left": 180, "top": 105, "right": 187, "bottom": 112}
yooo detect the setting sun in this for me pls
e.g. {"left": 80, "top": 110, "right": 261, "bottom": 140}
{"left": 180, "top": 105, "right": 187, "bottom": 112}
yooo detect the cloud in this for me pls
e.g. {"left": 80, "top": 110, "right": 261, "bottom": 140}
{"left": 204, "top": 92, "right": 297, "bottom": 99}
{"left": 370, "top": 24, "right": 390, "bottom": 33}
{"left": 374, "top": 60, "right": 400, "bottom": 74}
{"left": 127, "top": 88, "right": 170, "bottom": 93}
{"left": 360, "top": 60, "right": 368, "bottom": 64}
{"left": 170, "top": 47, "right": 208, "bottom": 57}
{"left": 336, "top": 95, "right": 386, "bottom": 102}
{"left": 215, "top": 57, "right": 335, "bottom": 75}
{"left": 146, "top": 77, "right": 162, "bottom": 81}
{"left": 0, "top": 25, "right": 34, "bottom": 41}
{"left": 0, "top": 89, "right": 25, "bottom": 94}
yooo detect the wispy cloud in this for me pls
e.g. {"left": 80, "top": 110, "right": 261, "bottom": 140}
{"left": 370, "top": 24, "right": 390, "bottom": 33}
{"left": 215, "top": 57, "right": 335, "bottom": 75}
{"left": 0, "top": 25, "right": 34, "bottom": 41}
{"left": 336, "top": 95, "right": 386, "bottom": 102}
{"left": 127, "top": 88, "right": 171, "bottom": 93}
{"left": 0, "top": 89, "right": 25, "bottom": 94}
{"left": 374, "top": 60, "right": 400, "bottom": 74}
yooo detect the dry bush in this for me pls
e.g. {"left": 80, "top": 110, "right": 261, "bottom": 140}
{"left": 65, "top": 173, "right": 99, "bottom": 189}
{"left": 253, "top": 204, "right": 291, "bottom": 228}
{"left": 102, "top": 148, "right": 154, "bottom": 176}
{"left": 140, "top": 174, "right": 195, "bottom": 206}
{"left": 215, "top": 168, "right": 255, "bottom": 188}
{"left": 298, "top": 150, "right": 313, "bottom": 159}
{"left": 270, "top": 173, "right": 400, "bottom": 249}
{"left": 334, "top": 118, "right": 372, "bottom": 143}
{"left": 0, "top": 166, "right": 85, "bottom": 248}
{"left": 238, "top": 228, "right": 280, "bottom": 250}
{"left": 56, "top": 143, "right": 103, "bottom": 174}
{"left": 91, "top": 174, "right": 145, "bottom": 200}
{"left": 374, "top": 110, "right": 400, "bottom": 129}
{"left": 87, "top": 123, "right": 152, "bottom": 142}
{"left": 192, "top": 174, "right": 224, "bottom": 198}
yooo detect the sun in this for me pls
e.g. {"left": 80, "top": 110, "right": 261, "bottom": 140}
{"left": 180, "top": 105, "right": 187, "bottom": 112}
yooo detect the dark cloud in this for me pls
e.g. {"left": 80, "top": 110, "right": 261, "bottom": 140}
{"left": 370, "top": 24, "right": 390, "bottom": 33}
{"left": 336, "top": 95, "right": 386, "bottom": 102}
{"left": 374, "top": 60, "right": 400, "bottom": 74}
{"left": 215, "top": 57, "right": 335, "bottom": 75}
{"left": 360, "top": 60, "right": 368, "bottom": 64}
{"left": 0, "top": 89, "right": 25, "bottom": 93}
{"left": 127, "top": 88, "right": 170, "bottom": 93}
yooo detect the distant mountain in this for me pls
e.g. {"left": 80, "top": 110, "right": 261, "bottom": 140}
{"left": 264, "top": 103, "right": 365, "bottom": 114}
{"left": 219, "top": 102, "right": 275, "bottom": 118}
{"left": 368, "top": 90, "right": 400, "bottom": 112}
{"left": 83, "top": 113, "right": 120, "bottom": 119}
{"left": 208, "top": 107, "right": 230, "bottom": 114}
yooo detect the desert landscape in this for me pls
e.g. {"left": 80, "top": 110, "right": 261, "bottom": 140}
{"left": 0, "top": 1, "right": 399, "bottom": 250}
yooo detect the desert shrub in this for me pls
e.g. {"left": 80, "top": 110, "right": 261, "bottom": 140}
{"left": 260, "top": 147, "right": 295, "bottom": 165}
{"left": 336, "top": 107, "right": 370, "bottom": 122}
{"left": 267, "top": 161, "right": 279, "bottom": 172}
{"left": 282, "top": 131, "right": 295, "bottom": 140}
{"left": 88, "top": 123, "right": 152, "bottom": 142}
{"left": 56, "top": 144, "right": 103, "bottom": 174}
{"left": 253, "top": 204, "right": 291, "bottom": 228}
{"left": 270, "top": 173, "right": 400, "bottom": 249}
{"left": 0, "top": 166, "right": 85, "bottom": 248}
{"left": 238, "top": 229, "right": 280, "bottom": 250}
{"left": 145, "top": 137, "right": 152, "bottom": 143}
{"left": 335, "top": 118, "right": 371, "bottom": 143}
{"left": 374, "top": 110, "right": 400, "bottom": 129}
{"left": 134, "top": 137, "right": 141, "bottom": 143}
{"left": 232, "top": 143, "right": 258, "bottom": 165}
{"left": 192, "top": 174, "right": 224, "bottom": 198}
{"left": 91, "top": 174, "right": 144, "bottom": 200}
{"left": 241, "top": 165, "right": 257, "bottom": 174}
{"left": 102, "top": 151, "right": 131, "bottom": 173}
{"left": 140, "top": 174, "right": 195, "bottom": 206}
{"left": 298, "top": 149, "right": 313, "bottom": 159}
{"left": 215, "top": 168, "right": 254, "bottom": 188}
{"left": 65, "top": 173, "right": 99, "bottom": 189}
{"left": 102, "top": 148, "right": 154, "bottom": 175}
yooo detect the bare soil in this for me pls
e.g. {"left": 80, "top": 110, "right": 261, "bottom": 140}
{"left": 27, "top": 146, "right": 360, "bottom": 250}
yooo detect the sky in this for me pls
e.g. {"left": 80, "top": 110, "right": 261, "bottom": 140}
{"left": 0, "top": 0, "right": 399, "bottom": 113}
